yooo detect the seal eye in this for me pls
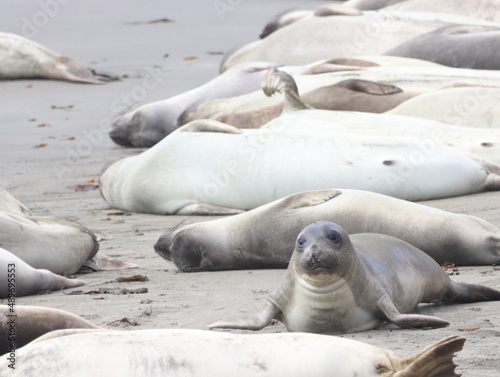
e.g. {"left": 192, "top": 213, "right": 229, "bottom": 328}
{"left": 327, "top": 232, "right": 340, "bottom": 243}
{"left": 297, "top": 237, "right": 306, "bottom": 249}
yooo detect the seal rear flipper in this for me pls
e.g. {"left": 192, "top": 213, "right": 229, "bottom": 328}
{"left": 207, "top": 300, "right": 280, "bottom": 331}
{"left": 45, "top": 56, "right": 116, "bottom": 84}
{"left": 180, "top": 119, "right": 243, "bottom": 134}
{"left": 394, "top": 335, "right": 465, "bottom": 377}
{"left": 175, "top": 203, "right": 244, "bottom": 216}
{"left": 377, "top": 295, "right": 449, "bottom": 329}
{"left": 445, "top": 281, "right": 500, "bottom": 303}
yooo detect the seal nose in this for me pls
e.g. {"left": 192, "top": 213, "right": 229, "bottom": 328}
{"left": 154, "top": 232, "right": 173, "bottom": 260}
{"left": 305, "top": 244, "right": 325, "bottom": 266}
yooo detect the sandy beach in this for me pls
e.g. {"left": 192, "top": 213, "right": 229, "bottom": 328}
{"left": 1, "top": 1, "right": 499, "bottom": 375}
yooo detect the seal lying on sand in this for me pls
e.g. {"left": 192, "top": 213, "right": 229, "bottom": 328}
{"left": 0, "top": 188, "right": 98, "bottom": 275}
{"left": 208, "top": 222, "right": 500, "bottom": 334}
{"left": 108, "top": 61, "right": 290, "bottom": 147}
{"left": 0, "top": 32, "right": 117, "bottom": 83}
{"left": 221, "top": 12, "right": 497, "bottom": 71}
{"left": 384, "top": 25, "right": 500, "bottom": 70}
{"left": 0, "top": 248, "right": 85, "bottom": 298}
{"left": 0, "top": 305, "right": 100, "bottom": 355}
{"left": 0, "top": 328, "right": 465, "bottom": 377}
{"left": 182, "top": 64, "right": 500, "bottom": 126}
{"left": 155, "top": 189, "right": 500, "bottom": 271}
{"left": 215, "top": 78, "right": 419, "bottom": 129}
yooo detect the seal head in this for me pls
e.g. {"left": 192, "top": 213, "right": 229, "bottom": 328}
{"left": 295, "top": 221, "right": 354, "bottom": 276}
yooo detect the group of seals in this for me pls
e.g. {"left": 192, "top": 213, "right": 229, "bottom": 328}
{"left": 100, "top": 67, "right": 500, "bottom": 215}
{"left": 108, "top": 61, "right": 296, "bottom": 147}
{"left": 155, "top": 188, "right": 500, "bottom": 271}
{"left": 182, "top": 63, "right": 500, "bottom": 130}
{"left": 211, "top": 68, "right": 500, "bottom": 163}
{"left": 0, "top": 32, "right": 117, "bottom": 84}
{"left": 0, "top": 328, "right": 465, "bottom": 377}
{"left": 214, "top": 78, "right": 419, "bottom": 129}
{"left": 208, "top": 221, "right": 500, "bottom": 334}
{"left": 221, "top": 11, "right": 497, "bottom": 71}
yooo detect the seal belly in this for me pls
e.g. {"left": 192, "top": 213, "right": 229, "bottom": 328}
{"left": 284, "top": 277, "right": 381, "bottom": 334}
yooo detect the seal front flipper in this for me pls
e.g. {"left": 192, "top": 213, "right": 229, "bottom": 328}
{"left": 279, "top": 189, "right": 342, "bottom": 210}
{"left": 175, "top": 203, "right": 244, "bottom": 216}
{"left": 376, "top": 294, "right": 450, "bottom": 329}
{"left": 207, "top": 300, "right": 280, "bottom": 331}
{"left": 261, "top": 67, "right": 311, "bottom": 112}
{"left": 338, "top": 78, "right": 403, "bottom": 95}
{"left": 180, "top": 119, "right": 243, "bottom": 134}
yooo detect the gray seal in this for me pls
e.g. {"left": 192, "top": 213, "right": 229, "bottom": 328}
{"left": 155, "top": 189, "right": 500, "bottom": 272}
{"left": 384, "top": 24, "right": 500, "bottom": 70}
{"left": 208, "top": 221, "right": 500, "bottom": 334}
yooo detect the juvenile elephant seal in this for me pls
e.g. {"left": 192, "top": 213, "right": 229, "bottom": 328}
{"left": 155, "top": 189, "right": 500, "bottom": 271}
{"left": 0, "top": 305, "right": 100, "bottom": 355}
{"left": 0, "top": 189, "right": 99, "bottom": 275}
{"left": 387, "top": 85, "right": 500, "bottom": 129}
{"left": 384, "top": 25, "right": 500, "bottom": 70}
{"left": 0, "top": 32, "right": 117, "bottom": 83}
{"left": 259, "top": 5, "right": 362, "bottom": 39}
{"left": 221, "top": 12, "right": 496, "bottom": 70}
{"left": 215, "top": 78, "right": 420, "bottom": 129}
{"left": 0, "top": 248, "right": 85, "bottom": 298}
{"left": 109, "top": 61, "right": 293, "bottom": 147}
{"left": 0, "top": 328, "right": 465, "bottom": 377}
{"left": 208, "top": 222, "right": 500, "bottom": 334}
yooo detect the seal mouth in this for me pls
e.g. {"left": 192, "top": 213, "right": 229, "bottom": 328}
{"left": 305, "top": 265, "right": 334, "bottom": 274}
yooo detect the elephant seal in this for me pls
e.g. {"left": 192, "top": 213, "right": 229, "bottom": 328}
{"left": 384, "top": 0, "right": 500, "bottom": 24}
{"left": 0, "top": 328, "right": 466, "bottom": 377}
{"left": 0, "top": 305, "right": 100, "bottom": 355}
{"left": 384, "top": 25, "right": 500, "bottom": 70}
{"left": 221, "top": 12, "right": 496, "bottom": 71}
{"left": 0, "top": 32, "right": 117, "bottom": 84}
{"left": 182, "top": 63, "right": 500, "bottom": 124}
{"left": 155, "top": 189, "right": 500, "bottom": 271}
{"left": 0, "top": 248, "right": 85, "bottom": 298}
{"left": 208, "top": 222, "right": 500, "bottom": 334}
{"left": 100, "top": 69, "right": 500, "bottom": 215}
{"left": 0, "top": 189, "right": 99, "bottom": 276}
{"left": 100, "top": 117, "right": 500, "bottom": 215}
{"left": 387, "top": 85, "right": 500, "bottom": 128}
{"left": 109, "top": 61, "right": 303, "bottom": 147}
{"left": 259, "top": 4, "right": 362, "bottom": 39}
{"left": 215, "top": 78, "right": 421, "bottom": 129}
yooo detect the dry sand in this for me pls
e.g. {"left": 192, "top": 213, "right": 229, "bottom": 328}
{"left": 0, "top": 1, "right": 499, "bottom": 375}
